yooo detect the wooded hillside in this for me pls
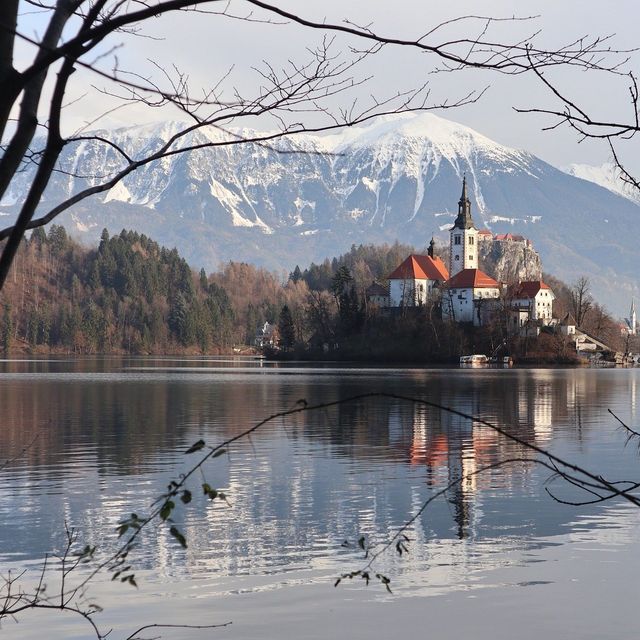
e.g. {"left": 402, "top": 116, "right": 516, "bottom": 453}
{"left": 0, "top": 227, "right": 307, "bottom": 354}
{"left": 0, "top": 227, "right": 626, "bottom": 359}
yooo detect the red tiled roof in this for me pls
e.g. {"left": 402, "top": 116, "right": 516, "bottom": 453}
{"left": 495, "top": 233, "right": 526, "bottom": 242}
{"left": 388, "top": 254, "right": 449, "bottom": 281}
{"left": 445, "top": 268, "right": 499, "bottom": 289}
{"left": 509, "top": 280, "right": 552, "bottom": 299}
{"left": 478, "top": 229, "right": 493, "bottom": 236}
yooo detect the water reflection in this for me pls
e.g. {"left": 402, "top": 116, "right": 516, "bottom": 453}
{"left": 0, "top": 360, "right": 638, "bottom": 592}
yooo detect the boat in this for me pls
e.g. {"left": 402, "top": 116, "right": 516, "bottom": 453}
{"left": 459, "top": 354, "right": 488, "bottom": 365}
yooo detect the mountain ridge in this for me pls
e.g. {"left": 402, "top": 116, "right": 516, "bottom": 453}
{"left": 2, "top": 112, "right": 638, "bottom": 315}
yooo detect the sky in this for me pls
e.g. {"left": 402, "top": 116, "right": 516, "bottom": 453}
{"left": 17, "top": 0, "right": 640, "bottom": 173}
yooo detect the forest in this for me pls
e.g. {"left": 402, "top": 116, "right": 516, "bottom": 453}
{"left": 0, "top": 226, "right": 309, "bottom": 354}
{"left": 0, "top": 226, "right": 627, "bottom": 361}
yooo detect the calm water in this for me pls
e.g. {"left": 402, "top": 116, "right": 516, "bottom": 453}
{"left": 1, "top": 358, "right": 639, "bottom": 639}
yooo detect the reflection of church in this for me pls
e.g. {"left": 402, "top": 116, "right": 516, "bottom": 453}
{"left": 399, "top": 373, "right": 564, "bottom": 539}
{"left": 368, "top": 178, "right": 556, "bottom": 332}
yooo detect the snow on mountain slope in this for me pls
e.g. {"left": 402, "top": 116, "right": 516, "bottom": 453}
{"left": 565, "top": 162, "right": 640, "bottom": 205}
{"left": 1, "top": 112, "right": 638, "bottom": 314}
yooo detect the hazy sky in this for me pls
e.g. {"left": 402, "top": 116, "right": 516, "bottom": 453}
{"left": 19, "top": 1, "right": 640, "bottom": 173}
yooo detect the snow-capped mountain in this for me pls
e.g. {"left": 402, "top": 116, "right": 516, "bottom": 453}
{"left": 565, "top": 162, "right": 640, "bottom": 205}
{"left": 2, "top": 112, "right": 639, "bottom": 315}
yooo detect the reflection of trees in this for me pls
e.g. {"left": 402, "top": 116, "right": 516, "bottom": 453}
{"left": 0, "top": 362, "right": 634, "bottom": 568}
{"left": 292, "top": 370, "right": 626, "bottom": 538}
{"left": 0, "top": 358, "right": 305, "bottom": 474}
{"left": 0, "top": 363, "right": 626, "bottom": 482}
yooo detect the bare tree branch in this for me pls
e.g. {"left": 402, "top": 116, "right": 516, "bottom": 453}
{"left": 0, "top": 1, "right": 636, "bottom": 288}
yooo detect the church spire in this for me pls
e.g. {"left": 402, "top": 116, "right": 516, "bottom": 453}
{"left": 428, "top": 236, "right": 435, "bottom": 258}
{"left": 453, "top": 175, "right": 475, "bottom": 230}
{"left": 460, "top": 175, "right": 468, "bottom": 205}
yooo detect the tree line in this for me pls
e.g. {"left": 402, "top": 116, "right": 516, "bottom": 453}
{"left": 0, "top": 227, "right": 629, "bottom": 359}
{"left": 0, "top": 226, "right": 296, "bottom": 354}
{"left": 0, "top": 231, "right": 423, "bottom": 356}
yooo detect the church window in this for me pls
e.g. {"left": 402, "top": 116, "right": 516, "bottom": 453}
{"left": 469, "top": 255, "right": 474, "bottom": 261}
{"left": 455, "top": 255, "right": 459, "bottom": 261}
{"left": 454, "top": 236, "right": 461, "bottom": 245}
{"left": 469, "top": 236, "right": 475, "bottom": 245}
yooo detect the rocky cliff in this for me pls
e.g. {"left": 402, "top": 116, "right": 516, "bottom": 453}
{"left": 478, "top": 236, "right": 542, "bottom": 284}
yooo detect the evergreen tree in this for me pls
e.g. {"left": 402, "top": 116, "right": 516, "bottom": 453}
{"left": 31, "top": 227, "right": 47, "bottom": 246}
{"left": 289, "top": 265, "right": 302, "bottom": 283}
{"left": 331, "top": 265, "right": 354, "bottom": 311}
{"left": 199, "top": 268, "right": 208, "bottom": 291}
{"left": 48, "top": 225, "right": 69, "bottom": 256}
{"left": 278, "top": 305, "right": 296, "bottom": 351}
{"left": 99, "top": 228, "right": 110, "bottom": 252}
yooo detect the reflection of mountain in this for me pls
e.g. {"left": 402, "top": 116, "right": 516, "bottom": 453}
{"left": 0, "top": 361, "right": 638, "bottom": 580}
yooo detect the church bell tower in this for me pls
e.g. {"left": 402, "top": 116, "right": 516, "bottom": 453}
{"left": 449, "top": 176, "right": 478, "bottom": 277}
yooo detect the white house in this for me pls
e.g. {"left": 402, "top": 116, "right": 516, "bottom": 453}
{"left": 366, "top": 282, "right": 390, "bottom": 308}
{"left": 442, "top": 268, "right": 501, "bottom": 326}
{"left": 555, "top": 313, "right": 576, "bottom": 336}
{"left": 254, "top": 322, "right": 278, "bottom": 348}
{"left": 504, "top": 281, "right": 556, "bottom": 337}
{"left": 387, "top": 244, "right": 449, "bottom": 308}
{"left": 509, "top": 280, "right": 555, "bottom": 323}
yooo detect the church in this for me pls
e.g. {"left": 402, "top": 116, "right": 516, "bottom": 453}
{"left": 370, "top": 177, "right": 555, "bottom": 331}
{"left": 440, "top": 177, "right": 502, "bottom": 326}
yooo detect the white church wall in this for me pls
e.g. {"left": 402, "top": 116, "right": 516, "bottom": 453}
{"left": 443, "top": 287, "right": 500, "bottom": 325}
{"left": 389, "top": 278, "right": 429, "bottom": 307}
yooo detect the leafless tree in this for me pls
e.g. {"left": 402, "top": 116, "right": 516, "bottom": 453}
{"left": 570, "top": 275, "right": 593, "bottom": 328}
{"left": 516, "top": 46, "right": 640, "bottom": 192}
{"left": 0, "top": 1, "right": 631, "bottom": 293}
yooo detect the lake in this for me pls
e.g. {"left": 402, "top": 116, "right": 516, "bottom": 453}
{"left": 1, "top": 358, "right": 639, "bottom": 639}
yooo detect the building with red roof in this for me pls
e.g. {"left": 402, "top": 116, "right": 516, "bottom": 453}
{"left": 508, "top": 280, "right": 555, "bottom": 323}
{"left": 446, "top": 268, "right": 499, "bottom": 289}
{"left": 380, "top": 177, "right": 554, "bottom": 330}
{"left": 442, "top": 268, "right": 502, "bottom": 325}
{"left": 387, "top": 238, "right": 449, "bottom": 308}
{"left": 492, "top": 233, "right": 531, "bottom": 247}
